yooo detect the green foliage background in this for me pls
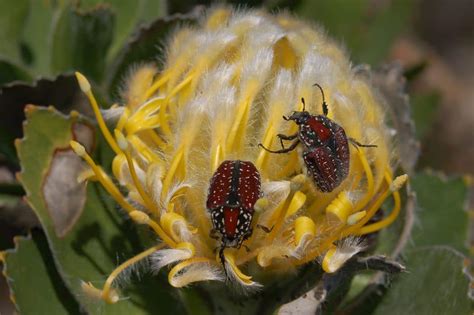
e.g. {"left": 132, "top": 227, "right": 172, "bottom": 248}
{"left": 0, "top": 1, "right": 471, "bottom": 314}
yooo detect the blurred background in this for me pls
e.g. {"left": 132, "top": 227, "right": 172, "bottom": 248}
{"left": 1, "top": 0, "right": 473, "bottom": 313}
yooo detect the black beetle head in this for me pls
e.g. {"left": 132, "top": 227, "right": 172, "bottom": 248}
{"left": 285, "top": 110, "right": 311, "bottom": 125}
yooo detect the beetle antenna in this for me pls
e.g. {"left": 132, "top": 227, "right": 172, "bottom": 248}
{"left": 313, "top": 83, "right": 328, "bottom": 116}
{"left": 301, "top": 97, "right": 306, "bottom": 111}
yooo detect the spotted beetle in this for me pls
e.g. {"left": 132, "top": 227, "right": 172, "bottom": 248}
{"left": 260, "top": 84, "right": 376, "bottom": 192}
{"left": 206, "top": 160, "right": 262, "bottom": 270}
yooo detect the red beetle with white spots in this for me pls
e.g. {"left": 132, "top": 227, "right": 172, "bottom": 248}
{"left": 206, "top": 160, "right": 262, "bottom": 268}
{"left": 260, "top": 84, "right": 376, "bottom": 192}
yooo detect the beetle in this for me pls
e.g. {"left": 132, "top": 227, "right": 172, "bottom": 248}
{"left": 206, "top": 160, "right": 263, "bottom": 270}
{"left": 259, "top": 84, "right": 376, "bottom": 192}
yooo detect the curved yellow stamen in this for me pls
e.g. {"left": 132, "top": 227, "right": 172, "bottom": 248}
{"left": 167, "top": 257, "right": 214, "bottom": 285}
{"left": 128, "top": 134, "right": 163, "bottom": 164}
{"left": 224, "top": 252, "right": 253, "bottom": 285}
{"left": 255, "top": 124, "right": 276, "bottom": 170}
{"left": 129, "top": 211, "right": 177, "bottom": 248}
{"left": 159, "top": 72, "right": 196, "bottom": 137}
{"left": 226, "top": 80, "right": 259, "bottom": 152}
{"left": 116, "top": 107, "right": 130, "bottom": 132}
{"left": 70, "top": 141, "right": 134, "bottom": 213}
{"left": 353, "top": 148, "right": 374, "bottom": 212}
{"left": 101, "top": 244, "right": 165, "bottom": 303}
{"left": 145, "top": 72, "right": 171, "bottom": 99}
{"left": 297, "top": 171, "right": 402, "bottom": 265}
{"left": 145, "top": 129, "right": 167, "bottom": 148}
{"left": 115, "top": 129, "right": 159, "bottom": 214}
{"left": 160, "top": 212, "right": 197, "bottom": 242}
{"left": 161, "top": 147, "right": 185, "bottom": 201}
{"left": 356, "top": 173, "right": 407, "bottom": 235}
{"left": 74, "top": 72, "right": 121, "bottom": 155}
{"left": 211, "top": 143, "right": 225, "bottom": 172}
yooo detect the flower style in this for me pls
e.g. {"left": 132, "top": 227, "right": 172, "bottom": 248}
{"left": 70, "top": 7, "right": 407, "bottom": 303}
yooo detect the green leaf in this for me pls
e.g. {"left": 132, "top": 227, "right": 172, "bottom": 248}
{"left": 373, "top": 247, "right": 472, "bottom": 315}
{"left": 51, "top": 4, "right": 115, "bottom": 82}
{"left": 106, "top": 10, "right": 201, "bottom": 97}
{"left": 17, "top": 106, "right": 181, "bottom": 314}
{"left": 0, "top": 0, "right": 29, "bottom": 62}
{"left": 104, "top": 0, "right": 166, "bottom": 63}
{"left": 410, "top": 172, "right": 469, "bottom": 255}
{"left": 0, "top": 59, "right": 32, "bottom": 84}
{"left": 411, "top": 92, "right": 440, "bottom": 139}
{"left": 21, "top": 0, "right": 59, "bottom": 75}
{"left": 2, "top": 230, "right": 82, "bottom": 314}
{"left": 0, "top": 74, "right": 84, "bottom": 166}
{"left": 296, "top": 0, "right": 414, "bottom": 64}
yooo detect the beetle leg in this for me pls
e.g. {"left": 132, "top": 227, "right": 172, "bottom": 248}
{"left": 209, "top": 228, "right": 220, "bottom": 240}
{"left": 349, "top": 137, "right": 378, "bottom": 149}
{"left": 256, "top": 224, "right": 273, "bottom": 233}
{"left": 277, "top": 133, "right": 298, "bottom": 149}
{"left": 259, "top": 139, "right": 300, "bottom": 154}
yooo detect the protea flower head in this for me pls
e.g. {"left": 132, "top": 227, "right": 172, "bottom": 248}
{"left": 70, "top": 7, "right": 407, "bottom": 303}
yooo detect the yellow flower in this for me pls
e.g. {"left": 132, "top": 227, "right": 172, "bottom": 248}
{"left": 71, "top": 7, "right": 407, "bottom": 303}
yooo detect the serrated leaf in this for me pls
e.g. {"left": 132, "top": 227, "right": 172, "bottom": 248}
{"left": 17, "top": 107, "right": 181, "bottom": 314}
{"left": 373, "top": 247, "right": 472, "bottom": 315}
{"left": 51, "top": 5, "right": 114, "bottom": 82}
{"left": 410, "top": 172, "right": 469, "bottom": 255}
{"left": 106, "top": 9, "right": 201, "bottom": 97}
{"left": 2, "top": 231, "right": 82, "bottom": 315}
{"left": 0, "top": 74, "right": 86, "bottom": 165}
{"left": 0, "top": 59, "right": 32, "bottom": 84}
{"left": 0, "top": 0, "right": 29, "bottom": 63}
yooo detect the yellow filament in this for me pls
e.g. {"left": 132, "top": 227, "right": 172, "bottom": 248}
{"left": 265, "top": 197, "right": 291, "bottom": 243}
{"left": 159, "top": 72, "right": 195, "bottom": 137}
{"left": 294, "top": 216, "right": 316, "bottom": 247}
{"left": 70, "top": 141, "right": 134, "bottom": 213}
{"left": 161, "top": 147, "right": 185, "bottom": 200}
{"left": 168, "top": 257, "right": 214, "bottom": 285}
{"left": 224, "top": 252, "right": 253, "bottom": 284}
{"left": 145, "top": 129, "right": 167, "bottom": 148}
{"left": 353, "top": 149, "right": 374, "bottom": 212}
{"left": 226, "top": 81, "right": 258, "bottom": 152}
{"left": 297, "top": 171, "right": 395, "bottom": 265}
{"left": 356, "top": 172, "right": 403, "bottom": 235}
{"left": 321, "top": 245, "right": 337, "bottom": 273}
{"left": 102, "top": 244, "right": 165, "bottom": 303}
{"left": 284, "top": 191, "right": 307, "bottom": 219}
{"left": 145, "top": 72, "right": 171, "bottom": 99}
{"left": 255, "top": 124, "right": 276, "bottom": 170}
{"left": 74, "top": 72, "right": 121, "bottom": 155}
{"left": 211, "top": 143, "right": 225, "bottom": 172}
{"left": 160, "top": 212, "right": 195, "bottom": 242}
{"left": 122, "top": 144, "right": 158, "bottom": 214}
{"left": 128, "top": 135, "right": 163, "bottom": 163}
{"left": 116, "top": 108, "right": 130, "bottom": 132}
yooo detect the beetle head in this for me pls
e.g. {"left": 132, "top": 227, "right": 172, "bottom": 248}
{"left": 284, "top": 110, "right": 311, "bottom": 125}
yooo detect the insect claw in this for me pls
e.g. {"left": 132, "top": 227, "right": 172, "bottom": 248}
{"left": 257, "top": 224, "right": 273, "bottom": 233}
{"left": 282, "top": 115, "right": 289, "bottom": 121}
